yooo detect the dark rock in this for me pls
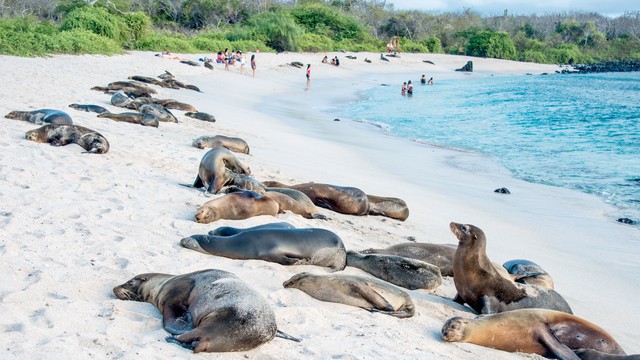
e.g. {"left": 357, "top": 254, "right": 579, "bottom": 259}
{"left": 494, "top": 187, "right": 511, "bottom": 194}
{"left": 617, "top": 217, "right": 637, "bottom": 225}
{"left": 334, "top": 118, "right": 340, "bottom": 121}
{"left": 456, "top": 61, "right": 473, "bottom": 72}
{"left": 567, "top": 60, "right": 640, "bottom": 74}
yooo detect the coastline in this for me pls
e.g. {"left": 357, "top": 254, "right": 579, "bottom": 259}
{"left": 0, "top": 51, "right": 638, "bottom": 359}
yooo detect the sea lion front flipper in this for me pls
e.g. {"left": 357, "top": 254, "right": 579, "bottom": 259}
{"left": 352, "top": 283, "right": 393, "bottom": 312}
{"left": 162, "top": 301, "right": 194, "bottom": 335}
{"left": 310, "top": 214, "right": 328, "bottom": 220}
{"left": 192, "top": 175, "right": 203, "bottom": 189}
{"left": 536, "top": 326, "right": 581, "bottom": 360}
{"left": 452, "top": 293, "right": 466, "bottom": 305}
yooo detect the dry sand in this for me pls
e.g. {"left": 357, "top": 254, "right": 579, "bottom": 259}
{"left": 0, "top": 51, "right": 638, "bottom": 359}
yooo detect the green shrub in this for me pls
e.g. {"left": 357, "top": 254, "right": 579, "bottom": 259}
{"left": 134, "top": 33, "right": 197, "bottom": 52}
{"left": 248, "top": 11, "right": 302, "bottom": 52}
{"left": 60, "top": 7, "right": 123, "bottom": 41}
{"left": 466, "top": 30, "right": 516, "bottom": 60}
{"left": 297, "top": 33, "right": 334, "bottom": 52}
{"left": 121, "top": 12, "right": 151, "bottom": 48}
{"left": 520, "top": 50, "right": 548, "bottom": 63}
{"left": 421, "top": 37, "right": 442, "bottom": 53}
{"left": 48, "top": 29, "right": 122, "bottom": 54}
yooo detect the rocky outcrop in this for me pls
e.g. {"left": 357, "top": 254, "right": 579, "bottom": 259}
{"left": 456, "top": 61, "right": 473, "bottom": 72}
{"left": 560, "top": 60, "right": 640, "bottom": 74}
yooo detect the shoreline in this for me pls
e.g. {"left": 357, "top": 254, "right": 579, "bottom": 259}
{"left": 0, "top": 51, "right": 638, "bottom": 359}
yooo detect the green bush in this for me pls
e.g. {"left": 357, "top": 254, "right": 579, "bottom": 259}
{"left": 297, "top": 33, "right": 334, "bottom": 52}
{"left": 121, "top": 12, "right": 151, "bottom": 48}
{"left": 60, "top": 7, "right": 123, "bottom": 41}
{"left": 399, "top": 38, "right": 429, "bottom": 53}
{"left": 48, "top": 29, "right": 122, "bottom": 54}
{"left": 421, "top": 37, "right": 442, "bottom": 53}
{"left": 290, "top": 3, "right": 365, "bottom": 41}
{"left": 466, "top": 30, "right": 516, "bottom": 60}
{"left": 545, "top": 43, "right": 591, "bottom": 64}
{"left": 520, "top": 50, "right": 548, "bottom": 63}
{"left": 134, "top": 33, "right": 197, "bottom": 52}
{"left": 248, "top": 11, "right": 302, "bottom": 52}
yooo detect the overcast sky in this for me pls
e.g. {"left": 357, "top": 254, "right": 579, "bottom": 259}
{"left": 387, "top": 0, "right": 638, "bottom": 17}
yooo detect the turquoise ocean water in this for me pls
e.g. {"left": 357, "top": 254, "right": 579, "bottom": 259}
{"left": 333, "top": 72, "right": 640, "bottom": 224}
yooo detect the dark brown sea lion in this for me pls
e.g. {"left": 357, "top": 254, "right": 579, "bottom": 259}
{"left": 575, "top": 349, "right": 640, "bottom": 360}
{"left": 442, "top": 309, "right": 633, "bottom": 360}
{"left": 503, "top": 259, "right": 555, "bottom": 290}
{"left": 208, "top": 222, "right": 296, "bottom": 236}
{"left": 450, "top": 222, "right": 572, "bottom": 314}
{"left": 25, "top": 124, "right": 109, "bottom": 154}
{"left": 185, "top": 112, "right": 216, "bottom": 123}
{"left": 192, "top": 135, "right": 249, "bottom": 154}
{"left": 346, "top": 251, "right": 442, "bottom": 290}
{"left": 262, "top": 181, "right": 369, "bottom": 216}
{"left": 264, "top": 188, "right": 327, "bottom": 220}
{"left": 360, "top": 242, "right": 457, "bottom": 277}
{"left": 192, "top": 147, "right": 251, "bottom": 194}
{"left": 283, "top": 272, "right": 415, "bottom": 318}
{"left": 128, "top": 75, "right": 162, "bottom": 85}
{"left": 5, "top": 109, "right": 73, "bottom": 125}
{"left": 68, "top": 104, "right": 110, "bottom": 114}
{"left": 194, "top": 190, "right": 278, "bottom": 223}
{"left": 366, "top": 194, "right": 409, "bottom": 221}
{"left": 97, "top": 112, "right": 159, "bottom": 127}
{"left": 113, "top": 269, "right": 279, "bottom": 352}
{"left": 181, "top": 228, "right": 346, "bottom": 270}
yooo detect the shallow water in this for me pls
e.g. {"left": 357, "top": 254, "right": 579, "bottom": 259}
{"left": 333, "top": 72, "right": 640, "bottom": 223}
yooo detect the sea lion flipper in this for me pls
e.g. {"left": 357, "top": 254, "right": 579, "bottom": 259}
{"left": 165, "top": 335, "right": 195, "bottom": 350}
{"left": 452, "top": 293, "right": 466, "bottom": 305}
{"left": 192, "top": 175, "right": 203, "bottom": 189}
{"left": 536, "top": 326, "right": 581, "bottom": 360}
{"left": 352, "top": 283, "right": 393, "bottom": 311}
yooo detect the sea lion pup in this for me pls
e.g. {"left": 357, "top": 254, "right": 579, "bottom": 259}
{"left": 185, "top": 111, "right": 216, "bottom": 123}
{"left": 5, "top": 109, "right": 73, "bottom": 125}
{"left": 346, "top": 251, "right": 442, "bottom": 290}
{"left": 264, "top": 188, "right": 327, "bottom": 220}
{"left": 155, "top": 99, "right": 197, "bottom": 112}
{"left": 113, "top": 269, "right": 291, "bottom": 352}
{"left": 442, "top": 309, "right": 630, "bottom": 360}
{"left": 97, "top": 112, "right": 159, "bottom": 128}
{"left": 503, "top": 259, "right": 555, "bottom": 290}
{"left": 366, "top": 194, "right": 409, "bottom": 221}
{"left": 68, "top": 104, "right": 109, "bottom": 114}
{"left": 192, "top": 147, "right": 251, "bottom": 194}
{"left": 181, "top": 228, "right": 347, "bottom": 270}
{"left": 194, "top": 190, "right": 279, "bottom": 223}
{"left": 360, "top": 242, "right": 457, "bottom": 276}
{"left": 110, "top": 91, "right": 132, "bottom": 108}
{"left": 450, "top": 222, "right": 572, "bottom": 314}
{"left": 25, "top": 124, "right": 109, "bottom": 154}
{"left": 208, "top": 222, "right": 295, "bottom": 236}
{"left": 192, "top": 135, "right": 250, "bottom": 154}
{"left": 262, "top": 181, "right": 369, "bottom": 216}
{"left": 139, "top": 103, "right": 177, "bottom": 123}
{"left": 283, "top": 272, "right": 415, "bottom": 318}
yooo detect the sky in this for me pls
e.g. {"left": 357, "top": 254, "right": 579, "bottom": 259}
{"left": 387, "top": 0, "right": 638, "bottom": 17}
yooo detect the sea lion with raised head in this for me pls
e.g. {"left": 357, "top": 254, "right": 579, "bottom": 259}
{"left": 192, "top": 135, "right": 250, "bottom": 154}
{"left": 181, "top": 227, "right": 346, "bottom": 270}
{"left": 97, "top": 112, "right": 159, "bottom": 127}
{"left": 283, "top": 272, "right": 414, "bottom": 318}
{"left": 346, "top": 251, "right": 442, "bottom": 290}
{"left": 113, "top": 269, "right": 287, "bottom": 352}
{"left": 366, "top": 194, "right": 409, "bottom": 221}
{"left": 192, "top": 147, "right": 251, "bottom": 194}
{"left": 68, "top": 104, "right": 110, "bottom": 114}
{"left": 450, "top": 222, "right": 572, "bottom": 314}
{"left": 208, "top": 222, "right": 296, "bottom": 236}
{"left": 442, "top": 309, "right": 634, "bottom": 360}
{"left": 5, "top": 109, "right": 73, "bottom": 125}
{"left": 262, "top": 181, "right": 369, "bottom": 216}
{"left": 194, "top": 190, "right": 278, "bottom": 223}
{"left": 25, "top": 124, "right": 109, "bottom": 154}
{"left": 360, "top": 242, "right": 457, "bottom": 277}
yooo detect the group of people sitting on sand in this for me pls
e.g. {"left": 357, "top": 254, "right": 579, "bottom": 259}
{"left": 321, "top": 55, "right": 340, "bottom": 66}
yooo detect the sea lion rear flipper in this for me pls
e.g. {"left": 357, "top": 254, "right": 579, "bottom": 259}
{"left": 452, "top": 293, "right": 466, "bottom": 305}
{"left": 536, "top": 326, "right": 581, "bottom": 360}
{"left": 276, "top": 330, "right": 302, "bottom": 342}
{"left": 353, "top": 283, "right": 393, "bottom": 311}
{"left": 165, "top": 335, "right": 195, "bottom": 350}
{"left": 162, "top": 302, "right": 194, "bottom": 335}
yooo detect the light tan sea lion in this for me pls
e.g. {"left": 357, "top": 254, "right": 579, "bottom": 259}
{"left": 192, "top": 135, "right": 249, "bottom": 154}
{"left": 262, "top": 181, "right": 369, "bottom": 216}
{"left": 5, "top": 109, "right": 72, "bottom": 125}
{"left": 157, "top": 100, "right": 197, "bottom": 112}
{"left": 113, "top": 269, "right": 286, "bottom": 352}
{"left": 194, "top": 190, "right": 279, "bottom": 223}
{"left": 97, "top": 112, "right": 159, "bottom": 127}
{"left": 192, "top": 147, "right": 251, "bottom": 194}
{"left": 442, "top": 309, "right": 632, "bottom": 360}
{"left": 283, "top": 272, "right": 415, "bottom": 318}
{"left": 366, "top": 194, "right": 409, "bottom": 221}
{"left": 450, "top": 222, "right": 572, "bottom": 314}
{"left": 264, "top": 188, "right": 327, "bottom": 220}
{"left": 25, "top": 124, "right": 109, "bottom": 154}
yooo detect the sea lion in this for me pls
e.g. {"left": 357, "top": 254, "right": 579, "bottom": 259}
{"left": 503, "top": 259, "right": 555, "bottom": 290}
{"left": 155, "top": 100, "right": 197, "bottom": 112}
{"left": 442, "top": 309, "right": 632, "bottom": 360}
{"left": 208, "top": 222, "right": 296, "bottom": 236}
{"left": 185, "top": 112, "right": 216, "bottom": 123}
{"left": 194, "top": 190, "right": 278, "bottom": 223}
{"left": 192, "top": 135, "right": 250, "bottom": 154}
{"left": 113, "top": 269, "right": 278, "bottom": 352}
{"left": 25, "top": 124, "right": 109, "bottom": 154}
{"left": 128, "top": 75, "right": 162, "bottom": 85}
{"left": 110, "top": 91, "right": 132, "bottom": 108}
{"left": 181, "top": 227, "right": 346, "bottom": 270}
{"left": 262, "top": 181, "right": 369, "bottom": 216}
{"left": 366, "top": 194, "right": 409, "bottom": 221}
{"left": 220, "top": 174, "right": 266, "bottom": 194}
{"left": 97, "top": 112, "right": 159, "bottom": 127}
{"left": 192, "top": 147, "right": 251, "bottom": 194}
{"left": 185, "top": 84, "right": 201, "bottom": 92}
{"left": 68, "top": 104, "right": 110, "bottom": 114}
{"left": 283, "top": 272, "right": 414, "bottom": 318}
{"left": 360, "top": 242, "right": 457, "bottom": 277}
{"left": 264, "top": 188, "right": 327, "bottom": 220}
{"left": 139, "top": 103, "right": 177, "bottom": 123}
{"left": 346, "top": 251, "right": 442, "bottom": 290}
{"left": 5, "top": 109, "right": 73, "bottom": 125}
{"left": 450, "top": 222, "right": 572, "bottom": 314}
{"left": 575, "top": 349, "right": 640, "bottom": 360}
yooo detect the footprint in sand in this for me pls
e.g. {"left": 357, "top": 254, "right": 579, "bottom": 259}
{"left": 30, "top": 308, "right": 54, "bottom": 329}
{"left": 4, "top": 323, "right": 24, "bottom": 333}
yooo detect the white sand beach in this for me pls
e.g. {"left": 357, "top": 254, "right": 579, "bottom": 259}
{"left": 0, "top": 51, "right": 638, "bottom": 359}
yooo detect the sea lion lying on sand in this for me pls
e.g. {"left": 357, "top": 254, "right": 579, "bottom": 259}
{"left": 5, "top": 109, "right": 72, "bottom": 125}
{"left": 262, "top": 181, "right": 369, "bottom": 216}
{"left": 192, "top": 147, "right": 251, "bottom": 194}
{"left": 366, "top": 194, "right": 409, "bottom": 221}
{"left": 346, "top": 251, "right": 442, "bottom": 290}
{"left": 192, "top": 135, "right": 249, "bottom": 153}
{"left": 194, "top": 190, "right": 278, "bottom": 223}
{"left": 25, "top": 124, "right": 109, "bottom": 154}
{"left": 97, "top": 112, "right": 159, "bottom": 127}
{"left": 360, "top": 242, "right": 457, "bottom": 277}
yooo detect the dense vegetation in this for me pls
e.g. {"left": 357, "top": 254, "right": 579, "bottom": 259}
{"left": 1, "top": 0, "right": 640, "bottom": 64}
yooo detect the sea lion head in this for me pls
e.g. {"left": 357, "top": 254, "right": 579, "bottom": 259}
{"left": 25, "top": 128, "right": 45, "bottom": 142}
{"left": 113, "top": 273, "right": 161, "bottom": 302}
{"left": 192, "top": 137, "right": 207, "bottom": 149}
{"left": 5, "top": 111, "right": 18, "bottom": 119}
{"left": 195, "top": 206, "right": 218, "bottom": 223}
{"left": 449, "top": 222, "right": 485, "bottom": 246}
{"left": 441, "top": 316, "right": 471, "bottom": 342}
{"left": 282, "top": 272, "right": 312, "bottom": 289}
{"left": 179, "top": 236, "right": 209, "bottom": 254}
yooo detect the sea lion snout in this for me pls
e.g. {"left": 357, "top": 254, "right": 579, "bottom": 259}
{"left": 180, "top": 236, "right": 208, "bottom": 254}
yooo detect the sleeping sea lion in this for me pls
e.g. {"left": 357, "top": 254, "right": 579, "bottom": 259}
{"left": 262, "top": 181, "right": 369, "bottom": 216}
{"left": 25, "top": 124, "right": 109, "bottom": 154}
{"left": 346, "top": 251, "right": 442, "bottom": 290}
{"left": 192, "top": 135, "right": 249, "bottom": 154}
{"left": 97, "top": 112, "right": 159, "bottom": 127}
{"left": 194, "top": 190, "right": 278, "bottom": 223}
{"left": 5, "top": 109, "right": 72, "bottom": 125}
{"left": 192, "top": 147, "right": 251, "bottom": 194}
{"left": 68, "top": 104, "right": 110, "bottom": 114}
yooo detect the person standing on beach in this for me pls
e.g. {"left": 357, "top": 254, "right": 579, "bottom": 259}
{"left": 306, "top": 64, "right": 311, "bottom": 88}
{"left": 237, "top": 51, "right": 245, "bottom": 75}
{"left": 251, "top": 54, "right": 256, "bottom": 78}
